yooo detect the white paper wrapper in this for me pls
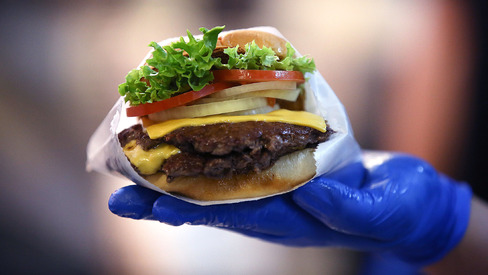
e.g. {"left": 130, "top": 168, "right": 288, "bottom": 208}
{"left": 86, "top": 26, "right": 362, "bottom": 205}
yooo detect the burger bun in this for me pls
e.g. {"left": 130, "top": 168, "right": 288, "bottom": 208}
{"left": 218, "top": 29, "right": 288, "bottom": 59}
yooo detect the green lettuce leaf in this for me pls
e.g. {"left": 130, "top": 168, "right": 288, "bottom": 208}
{"left": 218, "top": 42, "right": 315, "bottom": 73}
{"left": 118, "top": 26, "right": 315, "bottom": 106}
{"left": 119, "top": 26, "right": 225, "bottom": 105}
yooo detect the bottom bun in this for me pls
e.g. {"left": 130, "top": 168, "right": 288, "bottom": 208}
{"left": 144, "top": 148, "right": 317, "bottom": 202}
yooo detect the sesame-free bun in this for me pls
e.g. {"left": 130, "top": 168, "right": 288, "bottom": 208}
{"left": 218, "top": 29, "right": 288, "bottom": 59}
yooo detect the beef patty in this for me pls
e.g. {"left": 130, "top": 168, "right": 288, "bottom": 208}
{"left": 118, "top": 122, "right": 333, "bottom": 181}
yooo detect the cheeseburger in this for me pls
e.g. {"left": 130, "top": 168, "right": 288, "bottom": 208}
{"left": 116, "top": 26, "right": 334, "bottom": 201}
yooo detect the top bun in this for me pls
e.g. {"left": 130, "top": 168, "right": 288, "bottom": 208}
{"left": 218, "top": 29, "right": 288, "bottom": 59}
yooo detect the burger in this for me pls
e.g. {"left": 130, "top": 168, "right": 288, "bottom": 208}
{"left": 115, "top": 26, "right": 334, "bottom": 202}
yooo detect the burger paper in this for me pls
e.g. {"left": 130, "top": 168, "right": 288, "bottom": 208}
{"left": 86, "top": 26, "right": 362, "bottom": 205}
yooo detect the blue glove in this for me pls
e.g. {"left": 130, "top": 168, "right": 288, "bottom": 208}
{"left": 109, "top": 151, "right": 472, "bottom": 266}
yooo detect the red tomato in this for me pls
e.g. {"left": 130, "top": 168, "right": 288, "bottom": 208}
{"left": 212, "top": 70, "right": 305, "bottom": 83}
{"left": 126, "top": 82, "right": 234, "bottom": 117}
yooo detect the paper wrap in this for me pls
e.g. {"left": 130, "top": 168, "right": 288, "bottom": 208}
{"left": 86, "top": 26, "right": 362, "bottom": 205}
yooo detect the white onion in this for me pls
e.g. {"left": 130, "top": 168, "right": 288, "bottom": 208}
{"left": 148, "top": 97, "right": 269, "bottom": 121}
{"left": 210, "top": 81, "right": 297, "bottom": 98}
{"left": 220, "top": 104, "right": 280, "bottom": 116}
{"left": 191, "top": 88, "right": 301, "bottom": 105}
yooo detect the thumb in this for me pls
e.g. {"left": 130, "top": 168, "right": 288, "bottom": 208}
{"left": 293, "top": 177, "right": 384, "bottom": 239}
{"left": 108, "top": 185, "right": 161, "bottom": 220}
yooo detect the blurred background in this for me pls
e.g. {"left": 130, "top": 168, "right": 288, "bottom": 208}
{"left": 1, "top": 0, "right": 486, "bottom": 274}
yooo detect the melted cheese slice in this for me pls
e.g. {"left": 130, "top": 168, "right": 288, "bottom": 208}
{"left": 122, "top": 140, "right": 180, "bottom": 175}
{"left": 146, "top": 109, "right": 327, "bottom": 139}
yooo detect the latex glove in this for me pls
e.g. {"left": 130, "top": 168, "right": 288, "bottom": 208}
{"left": 109, "top": 151, "right": 472, "bottom": 266}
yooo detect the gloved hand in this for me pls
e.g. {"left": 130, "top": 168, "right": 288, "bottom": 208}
{"left": 109, "top": 151, "right": 472, "bottom": 266}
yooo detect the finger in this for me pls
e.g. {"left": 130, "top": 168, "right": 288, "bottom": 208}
{"left": 293, "top": 177, "right": 386, "bottom": 239}
{"left": 153, "top": 191, "right": 390, "bottom": 248}
{"left": 152, "top": 194, "right": 311, "bottom": 236}
{"left": 325, "top": 160, "right": 366, "bottom": 189}
{"left": 225, "top": 213, "right": 390, "bottom": 249}
{"left": 108, "top": 185, "right": 161, "bottom": 220}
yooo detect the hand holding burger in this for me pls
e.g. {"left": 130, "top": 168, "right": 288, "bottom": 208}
{"left": 109, "top": 151, "right": 472, "bottom": 267}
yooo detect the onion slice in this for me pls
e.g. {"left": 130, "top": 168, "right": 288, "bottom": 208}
{"left": 210, "top": 81, "right": 296, "bottom": 98}
{"left": 192, "top": 89, "right": 301, "bottom": 105}
{"left": 148, "top": 97, "right": 269, "bottom": 121}
{"left": 220, "top": 105, "right": 280, "bottom": 116}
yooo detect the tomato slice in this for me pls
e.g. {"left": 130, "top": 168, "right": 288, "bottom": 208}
{"left": 126, "top": 82, "right": 234, "bottom": 117}
{"left": 212, "top": 70, "right": 305, "bottom": 83}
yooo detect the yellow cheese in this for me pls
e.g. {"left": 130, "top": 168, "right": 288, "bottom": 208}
{"left": 146, "top": 109, "right": 327, "bottom": 139}
{"left": 122, "top": 140, "right": 180, "bottom": 175}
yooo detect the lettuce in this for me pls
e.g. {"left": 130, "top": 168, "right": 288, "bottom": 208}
{"left": 118, "top": 26, "right": 224, "bottom": 105}
{"left": 118, "top": 26, "right": 315, "bottom": 106}
{"left": 220, "top": 42, "right": 315, "bottom": 73}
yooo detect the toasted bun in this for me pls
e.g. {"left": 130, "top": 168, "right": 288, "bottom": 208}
{"left": 143, "top": 148, "right": 316, "bottom": 202}
{"left": 218, "top": 29, "right": 288, "bottom": 59}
